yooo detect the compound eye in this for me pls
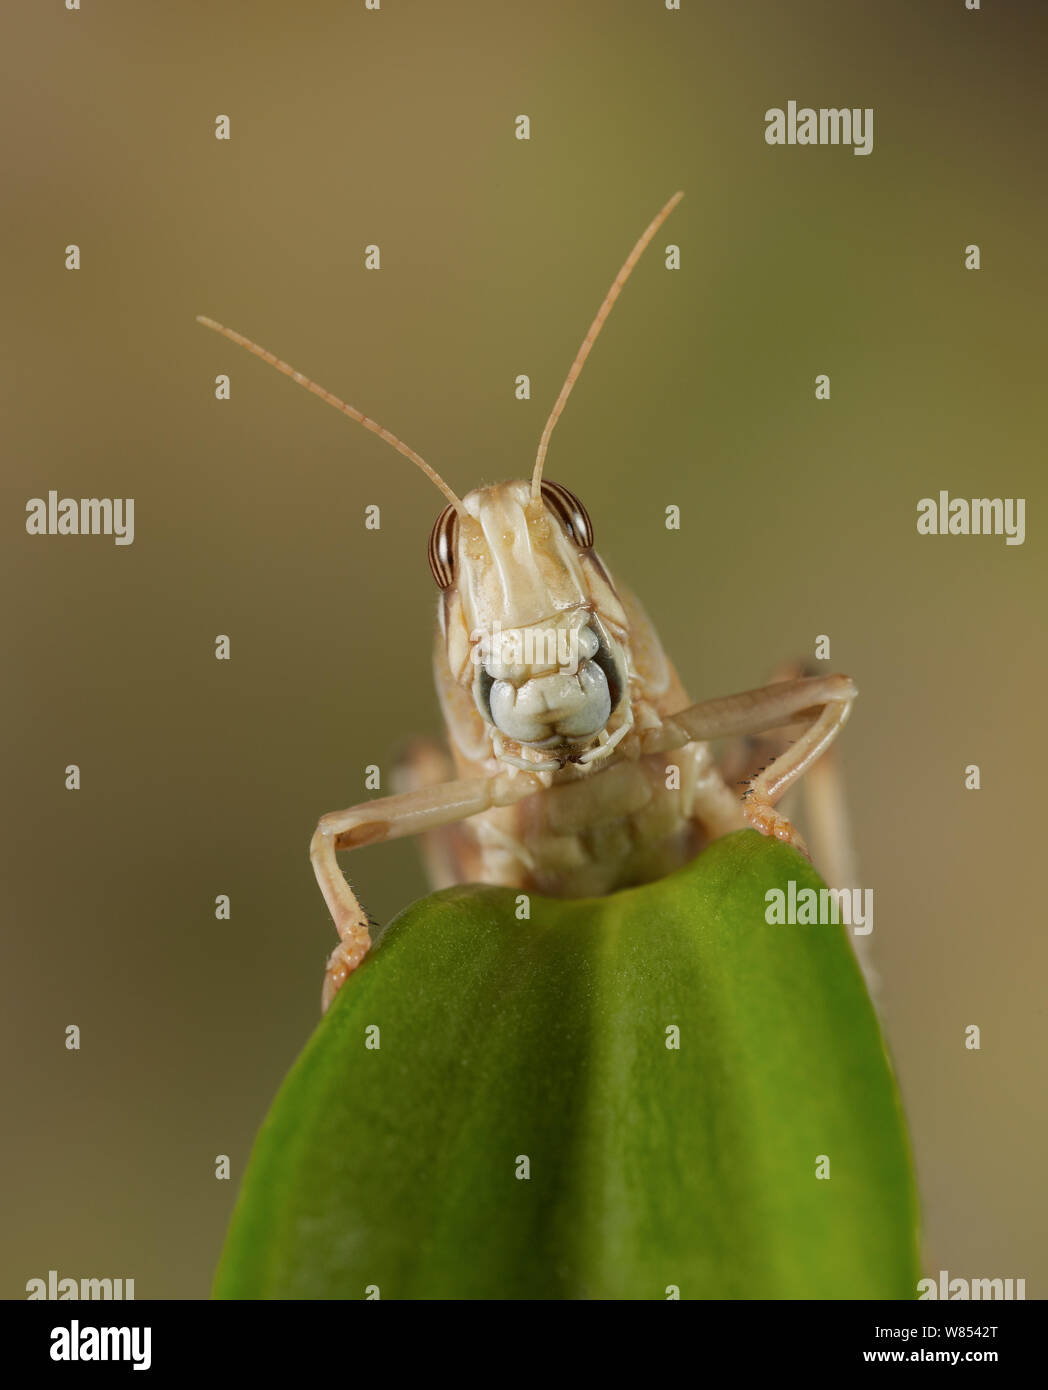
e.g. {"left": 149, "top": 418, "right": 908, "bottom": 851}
{"left": 540, "top": 480, "right": 594, "bottom": 550}
{"left": 427, "top": 504, "right": 459, "bottom": 589}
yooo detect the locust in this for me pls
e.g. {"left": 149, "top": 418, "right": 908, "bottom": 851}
{"left": 198, "top": 191, "right": 857, "bottom": 1012}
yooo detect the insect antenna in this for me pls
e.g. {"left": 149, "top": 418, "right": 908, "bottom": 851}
{"left": 531, "top": 190, "right": 684, "bottom": 503}
{"left": 195, "top": 315, "right": 465, "bottom": 511}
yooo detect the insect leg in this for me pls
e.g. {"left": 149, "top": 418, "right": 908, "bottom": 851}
{"left": 643, "top": 674, "right": 857, "bottom": 857}
{"left": 776, "top": 661, "right": 857, "bottom": 891}
{"left": 392, "top": 739, "right": 472, "bottom": 890}
{"left": 311, "top": 769, "right": 545, "bottom": 1011}
{"left": 720, "top": 661, "right": 858, "bottom": 890}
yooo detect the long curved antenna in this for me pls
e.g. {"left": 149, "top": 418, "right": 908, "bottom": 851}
{"left": 195, "top": 316, "right": 465, "bottom": 512}
{"left": 531, "top": 191, "right": 684, "bottom": 503}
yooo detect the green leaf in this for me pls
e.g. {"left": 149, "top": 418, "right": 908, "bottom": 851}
{"left": 215, "top": 830, "right": 919, "bottom": 1299}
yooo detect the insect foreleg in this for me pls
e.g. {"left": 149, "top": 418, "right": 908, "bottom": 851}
{"left": 791, "top": 738, "right": 855, "bottom": 887}
{"left": 392, "top": 739, "right": 468, "bottom": 890}
{"left": 644, "top": 674, "right": 857, "bottom": 856}
{"left": 310, "top": 769, "right": 546, "bottom": 1011}
{"left": 759, "top": 660, "right": 859, "bottom": 892}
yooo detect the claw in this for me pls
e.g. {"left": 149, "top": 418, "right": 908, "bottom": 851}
{"left": 743, "top": 800, "right": 811, "bottom": 861}
{"left": 320, "top": 931, "right": 371, "bottom": 1014}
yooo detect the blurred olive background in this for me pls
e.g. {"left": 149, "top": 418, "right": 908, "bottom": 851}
{"left": 3, "top": 0, "right": 1045, "bottom": 1299}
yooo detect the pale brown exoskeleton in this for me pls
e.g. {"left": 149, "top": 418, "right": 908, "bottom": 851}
{"left": 198, "top": 191, "right": 857, "bottom": 1012}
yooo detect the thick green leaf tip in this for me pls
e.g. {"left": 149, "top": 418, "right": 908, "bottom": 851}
{"left": 215, "top": 830, "right": 919, "bottom": 1300}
